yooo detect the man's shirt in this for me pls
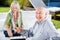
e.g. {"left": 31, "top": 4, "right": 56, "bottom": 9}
{"left": 26, "top": 16, "right": 58, "bottom": 40}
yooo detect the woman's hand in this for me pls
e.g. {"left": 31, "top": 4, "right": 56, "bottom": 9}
{"left": 14, "top": 27, "right": 23, "bottom": 33}
{"left": 5, "top": 25, "right": 13, "bottom": 37}
{"left": 14, "top": 25, "right": 24, "bottom": 33}
{"left": 7, "top": 29, "right": 13, "bottom": 37}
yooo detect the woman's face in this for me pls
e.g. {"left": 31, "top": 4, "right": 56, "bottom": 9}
{"left": 11, "top": 5, "right": 19, "bottom": 13}
{"left": 11, "top": 5, "right": 19, "bottom": 19}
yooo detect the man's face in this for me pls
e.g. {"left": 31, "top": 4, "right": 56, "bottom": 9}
{"left": 36, "top": 9, "right": 46, "bottom": 22}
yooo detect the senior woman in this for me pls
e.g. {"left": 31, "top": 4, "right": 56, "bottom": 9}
{"left": 4, "top": 1, "right": 23, "bottom": 37}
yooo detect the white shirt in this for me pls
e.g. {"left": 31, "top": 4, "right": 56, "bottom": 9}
{"left": 26, "top": 15, "right": 58, "bottom": 40}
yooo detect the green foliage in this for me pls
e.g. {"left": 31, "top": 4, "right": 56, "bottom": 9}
{"left": 0, "top": 7, "right": 9, "bottom": 12}
{"left": 18, "top": 0, "right": 25, "bottom": 9}
{"left": 5, "top": 0, "right": 13, "bottom": 6}
{"left": 5, "top": 0, "right": 32, "bottom": 9}
{"left": 52, "top": 20, "right": 60, "bottom": 29}
{"left": 18, "top": 0, "right": 32, "bottom": 9}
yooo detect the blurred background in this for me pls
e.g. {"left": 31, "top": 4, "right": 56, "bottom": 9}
{"left": 0, "top": 0, "right": 60, "bottom": 29}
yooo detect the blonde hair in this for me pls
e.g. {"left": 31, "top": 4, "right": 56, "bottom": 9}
{"left": 10, "top": 1, "right": 20, "bottom": 12}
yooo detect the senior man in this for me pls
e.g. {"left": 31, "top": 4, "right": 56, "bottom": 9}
{"left": 26, "top": 7, "right": 58, "bottom": 40}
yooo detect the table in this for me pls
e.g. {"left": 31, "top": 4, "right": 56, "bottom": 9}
{"left": 0, "top": 30, "right": 26, "bottom": 40}
{"left": 48, "top": 7, "right": 60, "bottom": 19}
{"left": 6, "top": 36, "right": 26, "bottom": 40}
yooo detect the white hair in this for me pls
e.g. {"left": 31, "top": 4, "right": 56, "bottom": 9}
{"left": 36, "top": 7, "right": 51, "bottom": 21}
{"left": 36, "top": 7, "right": 50, "bottom": 15}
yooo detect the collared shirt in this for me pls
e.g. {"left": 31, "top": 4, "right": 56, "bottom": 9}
{"left": 26, "top": 15, "right": 58, "bottom": 40}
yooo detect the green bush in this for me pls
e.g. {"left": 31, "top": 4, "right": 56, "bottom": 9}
{"left": 5, "top": 0, "right": 32, "bottom": 9}
{"left": 5, "top": 0, "right": 13, "bottom": 6}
